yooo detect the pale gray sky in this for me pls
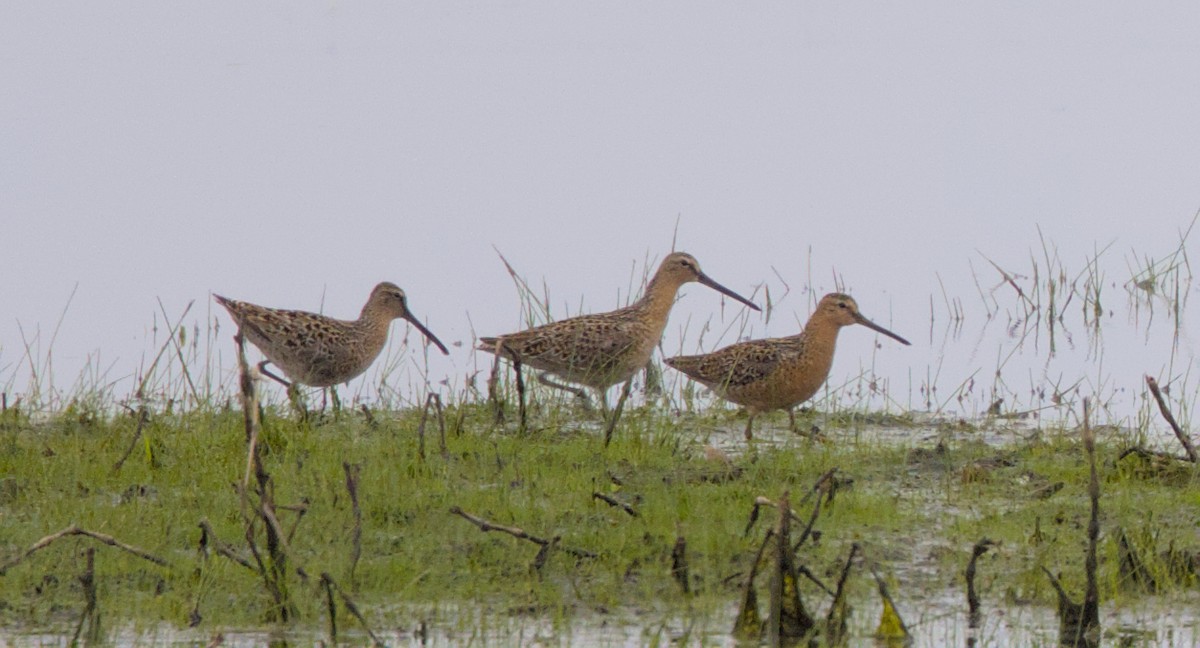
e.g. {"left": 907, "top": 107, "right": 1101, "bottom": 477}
{"left": 3, "top": 3, "right": 1198, "bottom": 419}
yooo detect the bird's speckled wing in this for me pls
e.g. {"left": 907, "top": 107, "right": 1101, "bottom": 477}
{"left": 665, "top": 337, "right": 801, "bottom": 389}
{"left": 215, "top": 296, "right": 345, "bottom": 380}
{"left": 479, "top": 311, "right": 648, "bottom": 381}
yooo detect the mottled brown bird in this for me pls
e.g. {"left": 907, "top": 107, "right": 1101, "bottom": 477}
{"left": 214, "top": 282, "right": 448, "bottom": 400}
{"left": 478, "top": 251, "right": 760, "bottom": 443}
{"left": 665, "top": 292, "right": 909, "bottom": 440}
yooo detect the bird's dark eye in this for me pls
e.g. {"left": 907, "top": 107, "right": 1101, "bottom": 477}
{"left": 837, "top": 302, "right": 848, "bottom": 309}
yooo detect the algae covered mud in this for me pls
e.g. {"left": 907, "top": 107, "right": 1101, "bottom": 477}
{"left": 1, "top": 230, "right": 1199, "bottom": 646}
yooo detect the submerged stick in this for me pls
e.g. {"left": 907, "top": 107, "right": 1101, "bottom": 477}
{"left": 321, "top": 572, "right": 384, "bottom": 647}
{"left": 1145, "top": 375, "right": 1197, "bottom": 462}
{"left": 69, "top": 547, "right": 100, "bottom": 646}
{"left": 1117, "top": 528, "right": 1157, "bottom": 593}
{"left": 0, "top": 524, "right": 169, "bottom": 575}
{"left": 448, "top": 506, "right": 596, "bottom": 560}
{"left": 825, "top": 542, "right": 861, "bottom": 647}
{"left": 767, "top": 490, "right": 814, "bottom": 645}
{"left": 322, "top": 573, "right": 338, "bottom": 644}
{"left": 966, "top": 538, "right": 997, "bottom": 627}
{"left": 1045, "top": 398, "right": 1102, "bottom": 647}
{"left": 732, "top": 527, "right": 773, "bottom": 641}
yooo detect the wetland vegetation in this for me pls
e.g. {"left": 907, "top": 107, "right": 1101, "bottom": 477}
{"left": 1, "top": 226, "right": 1198, "bottom": 646}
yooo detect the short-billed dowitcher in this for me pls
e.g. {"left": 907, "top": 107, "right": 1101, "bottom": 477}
{"left": 665, "top": 292, "right": 909, "bottom": 440}
{"left": 214, "top": 282, "right": 448, "bottom": 405}
{"left": 478, "top": 252, "right": 760, "bottom": 443}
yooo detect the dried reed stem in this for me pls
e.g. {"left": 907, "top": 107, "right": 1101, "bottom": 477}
{"left": 1145, "top": 375, "right": 1197, "bottom": 462}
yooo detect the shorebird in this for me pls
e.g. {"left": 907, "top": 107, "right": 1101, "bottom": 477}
{"left": 664, "top": 292, "right": 909, "bottom": 440}
{"left": 478, "top": 251, "right": 760, "bottom": 444}
{"left": 214, "top": 282, "right": 448, "bottom": 409}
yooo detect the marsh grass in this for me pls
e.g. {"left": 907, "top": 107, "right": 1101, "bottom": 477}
{"left": 2, "top": 231, "right": 1200, "bottom": 644}
{"left": 2, "top": 397, "right": 1199, "bottom": 645}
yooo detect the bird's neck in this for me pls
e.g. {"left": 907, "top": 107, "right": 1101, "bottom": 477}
{"left": 356, "top": 304, "right": 395, "bottom": 335}
{"left": 799, "top": 314, "right": 843, "bottom": 355}
{"left": 632, "top": 272, "right": 684, "bottom": 335}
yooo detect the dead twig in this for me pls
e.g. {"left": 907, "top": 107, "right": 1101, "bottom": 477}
{"left": 344, "top": 463, "right": 363, "bottom": 584}
{"left": 448, "top": 506, "right": 596, "bottom": 560}
{"left": 745, "top": 468, "right": 838, "bottom": 538}
{"left": 592, "top": 491, "right": 639, "bottom": 517}
{"left": 0, "top": 524, "right": 170, "bottom": 575}
{"left": 417, "top": 393, "right": 448, "bottom": 461}
{"left": 198, "top": 519, "right": 255, "bottom": 572}
{"left": 112, "top": 406, "right": 151, "bottom": 473}
{"left": 283, "top": 498, "right": 310, "bottom": 545}
{"left": 1145, "top": 375, "right": 1197, "bottom": 462}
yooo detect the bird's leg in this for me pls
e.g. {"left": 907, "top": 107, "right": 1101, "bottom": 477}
{"left": 536, "top": 373, "right": 594, "bottom": 411}
{"left": 487, "top": 345, "right": 505, "bottom": 424}
{"left": 603, "top": 378, "right": 634, "bottom": 447}
{"left": 514, "top": 359, "right": 527, "bottom": 434}
{"left": 743, "top": 412, "right": 757, "bottom": 441}
{"left": 789, "top": 408, "right": 827, "bottom": 443}
{"left": 286, "top": 382, "right": 309, "bottom": 424}
{"left": 256, "top": 361, "right": 291, "bottom": 388}
{"left": 642, "top": 362, "right": 664, "bottom": 399}
{"left": 329, "top": 385, "right": 342, "bottom": 416}
{"left": 595, "top": 387, "right": 611, "bottom": 420}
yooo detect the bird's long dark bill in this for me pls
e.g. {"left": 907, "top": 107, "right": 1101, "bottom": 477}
{"left": 855, "top": 315, "right": 911, "bottom": 346}
{"left": 697, "top": 273, "right": 761, "bottom": 312}
{"left": 405, "top": 315, "right": 450, "bottom": 355}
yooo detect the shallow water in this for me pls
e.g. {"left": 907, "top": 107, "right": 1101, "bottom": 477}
{"left": 7, "top": 591, "right": 1200, "bottom": 647}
